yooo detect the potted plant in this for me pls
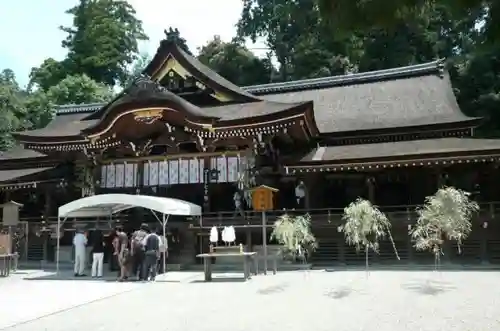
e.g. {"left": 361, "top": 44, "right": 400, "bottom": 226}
{"left": 339, "top": 198, "right": 399, "bottom": 275}
{"left": 271, "top": 213, "right": 317, "bottom": 263}
{"left": 409, "top": 186, "right": 479, "bottom": 270}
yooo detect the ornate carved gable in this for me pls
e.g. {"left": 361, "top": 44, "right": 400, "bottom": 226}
{"left": 144, "top": 39, "right": 261, "bottom": 105}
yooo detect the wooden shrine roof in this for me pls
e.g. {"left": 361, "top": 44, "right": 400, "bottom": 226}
{"left": 0, "top": 166, "right": 65, "bottom": 191}
{"left": 287, "top": 138, "right": 500, "bottom": 172}
{"left": 30, "top": 60, "right": 478, "bottom": 135}
{"left": 145, "top": 39, "right": 260, "bottom": 103}
{"left": 248, "top": 60, "right": 479, "bottom": 134}
{"left": 0, "top": 167, "right": 53, "bottom": 183}
{"left": 13, "top": 74, "right": 315, "bottom": 144}
{"left": 0, "top": 145, "right": 46, "bottom": 161}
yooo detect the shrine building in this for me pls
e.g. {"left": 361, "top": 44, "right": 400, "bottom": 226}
{"left": 2, "top": 38, "right": 500, "bottom": 266}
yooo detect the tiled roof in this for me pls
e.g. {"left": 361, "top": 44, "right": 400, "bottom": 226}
{"left": 0, "top": 145, "right": 46, "bottom": 160}
{"left": 298, "top": 138, "right": 500, "bottom": 164}
{"left": 39, "top": 59, "right": 476, "bottom": 136}
{"left": 244, "top": 60, "right": 446, "bottom": 94}
{"left": 0, "top": 167, "right": 53, "bottom": 183}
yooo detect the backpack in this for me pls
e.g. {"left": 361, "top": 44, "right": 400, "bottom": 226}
{"left": 131, "top": 230, "right": 147, "bottom": 253}
{"left": 145, "top": 234, "right": 160, "bottom": 252}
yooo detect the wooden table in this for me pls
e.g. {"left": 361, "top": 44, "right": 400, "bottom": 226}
{"left": 0, "top": 253, "right": 18, "bottom": 277}
{"left": 196, "top": 252, "right": 257, "bottom": 282}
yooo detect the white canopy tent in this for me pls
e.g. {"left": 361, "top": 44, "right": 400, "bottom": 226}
{"left": 56, "top": 194, "right": 202, "bottom": 273}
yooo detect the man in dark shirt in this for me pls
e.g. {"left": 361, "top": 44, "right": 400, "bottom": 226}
{"left": 131, "top": 223, "right": 149, "bottom": 281}
{"left": 142, "top": 228, "right": 160, "bottom": 281}
{"left": 91, "top": 231, "right": 106, "bottom": 278}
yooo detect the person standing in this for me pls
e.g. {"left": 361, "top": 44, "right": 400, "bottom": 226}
{"left": 73, "top": 229, "right": 87, "bottom": 277}
{"left": 114, "top": 226, "right": 129, "bottom": 281}
{"left": 142, "top": 228, "right": 160, "bottom": 281}
{"left": 91, "top": 231, "right": 106, "bottom": 278}
{"left": 131, "top": 223, "right": 149, "bottom": 281}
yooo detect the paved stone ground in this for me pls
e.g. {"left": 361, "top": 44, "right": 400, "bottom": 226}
{"left": 1, "top": 269, "right": 500, "bottom": 331}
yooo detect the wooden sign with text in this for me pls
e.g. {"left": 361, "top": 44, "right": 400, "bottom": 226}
{"left": 250, "top": 185, "right": 279, "bottom": 212}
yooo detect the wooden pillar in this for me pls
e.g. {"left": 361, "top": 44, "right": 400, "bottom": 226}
{"left": 366, "top": 176, "right": 375, "bottom": 202}
{"left": 406, "top": 208, "right": 414, "bottom": 264}
{"left": 136, "top": 160, "right": 144, "bottom": 194}
{"left": 202, "top": 156, "right": 211, "bottom": 212}
{"left": 245, "top": 227, "right": 252, "bottom": 251}
{"left": 43, "top": 188, "right": 51, "bottom": 262}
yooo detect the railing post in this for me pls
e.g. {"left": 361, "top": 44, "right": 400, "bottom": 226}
{"left": 406, "top": 208, "right": 414, "bottom": 264}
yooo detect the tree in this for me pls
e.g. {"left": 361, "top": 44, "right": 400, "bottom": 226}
{"left": 60, "top": 0, "right": 148, "bottom": 86}
{"left": 123, "top": 52, "right": 151, "bottom": 87}
{"left": 270, "top": 213, "right": 317, "bottom": 262}
{"left": 237, "top": 0, "right": 354, "bottom": 81}
{"left": 44, "top": 74, "right": 113, "bottom": 105}
{"left": 316, "top": 0, "right": 496, "bottom": 45}
{"left": 339, "top": 198, "right": 399, "bottom": 274}
{"left": 24, "top": 75, "right": 112, "bottom": 132}
{"left": 453, "top": 45, "right": 500, "bottom": 137}
{"left": 409, "top": 187, "right": 479, "bottom": 269}
{"left": 0, "top": 69, "right": 28, "bottom": 151}
{"left": 197, "top": 36, "right": 276, "bottom": 85}
{"left": 27, "top": 58, "right": 71, "bottom": 92}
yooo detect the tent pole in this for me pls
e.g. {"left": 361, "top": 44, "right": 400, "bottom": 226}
{"left": 150, "top": 209, "right": 162, "bottom": 225}
{"left": 162, "top": 214, "right": 169, "bottom": 274}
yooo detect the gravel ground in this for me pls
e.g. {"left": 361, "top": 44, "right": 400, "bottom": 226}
{"left": 1, "top": 270, "right": 500, "bottom": 331}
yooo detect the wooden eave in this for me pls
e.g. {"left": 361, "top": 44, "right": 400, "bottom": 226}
{"left": 0, "top": 165, "right": 66, "bottom": 191}
{"left": 145, "top": 40, "right": 260, "bottom": 103}
{"left": 187, "top": 102, "right": 319, "bottom": 141}
{"left": 13, "top": 133, "right": 87, "bottom": 144}
{"left": 286, "top": 148, "right": 500, "bottom": 173}
{"left": 81, "top": 99, "right": 217, "bottom": 139}
{"left": 319, "top": 117, "right": 483, "bottom": 139}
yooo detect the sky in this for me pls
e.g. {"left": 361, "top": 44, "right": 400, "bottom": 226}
{"left": 0, "top": 0, "right": 267, "bottom": 88}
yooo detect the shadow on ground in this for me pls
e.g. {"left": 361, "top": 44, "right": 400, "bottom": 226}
{"left": 257, "top": 282, "right": 289, "bottom": 295}
{"left": 401, "top": 279, "right": 456, "bottom": 295}
{"left": 322, "top": 264, "right": 500, "bottom": 272}
{"left": 23, "top": 273, "right": 126, "bottom": 282}
{"left": 324, "top": 286, "right": 355, "bottom": 299}
{"left": 190, "top": 277, "right": 248, "bottom": 283}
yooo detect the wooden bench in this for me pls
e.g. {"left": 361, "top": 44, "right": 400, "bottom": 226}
{"left": 196, "top": 252, "right": 257, "bottom": 282}
{"left": 0, "top": 253, "right": 18, "bottom": 277}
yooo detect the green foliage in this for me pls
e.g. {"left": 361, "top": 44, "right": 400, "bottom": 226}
{"left": 339, "top": 198, "right": 399, "bottom": 259}
{"left": 271, "top": 213, "right": 317, "bottom": 259}
{"left": 237, "top": 0, "right": 354, "bottom": 80}
{"left": 44, "top": 74, "right": 113, "bottom": 105}
{"left": 0, "top": 70, "right": 30, "bottom": 151}
{"left": 198, "top": 36, "right": 276, "bottom": 85}
{"left": 60, "top": 0, "right": 148, "bottom": 86}
{"left": 410, "top": 187, "right": 479, "bottom": 258}
{"left": 123, "top": 52, "right": 151, "bottom": 87}
{"left": 316, "top": 0, "right": 493, "bottom": 44}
